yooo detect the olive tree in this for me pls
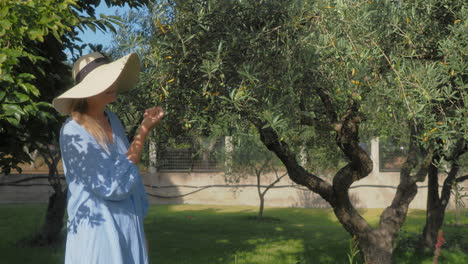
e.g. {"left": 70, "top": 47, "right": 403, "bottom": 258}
{"left": 113, "top": 0, "right": 465, "bottom": 262}
{"left": 139, "top": 1, "right": 431, "bottom": 262}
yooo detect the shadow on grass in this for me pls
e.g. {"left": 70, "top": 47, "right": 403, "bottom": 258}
{"left": 145, "top": 205, "right": 350, "bottom": 264}
{"left": 245, "top": 216, "right": 281, "bottom": 222}
{"left": 145, "top": 206, "right": 468, "bottom": 264}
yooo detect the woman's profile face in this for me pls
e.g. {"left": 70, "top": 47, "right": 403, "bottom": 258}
{"left": 87, "top": 83, "right": 118, "bottom": 107}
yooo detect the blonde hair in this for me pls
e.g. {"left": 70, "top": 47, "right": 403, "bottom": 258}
{"left": 69, "top": 99, "right": 110, "bottom": 151}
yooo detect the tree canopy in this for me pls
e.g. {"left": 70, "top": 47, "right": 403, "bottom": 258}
{"left": 0, "top": 0, "right": 147, "bottom": 174}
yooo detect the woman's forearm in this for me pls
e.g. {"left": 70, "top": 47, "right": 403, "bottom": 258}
{"left": 126, "top": 126, "right": 149, "bottom": 164}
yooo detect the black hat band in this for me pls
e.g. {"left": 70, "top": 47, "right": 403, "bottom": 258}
{"left": 74, "top": 57, "right": 110, "bottom": 84}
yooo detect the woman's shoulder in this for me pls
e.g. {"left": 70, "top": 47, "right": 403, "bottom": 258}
{"left": 60, "top": 118, "right": 89, "bottom": 140}
{"left": 60, "top": 118, "right": 98, "bottom": 153}
{"left": 61, "top": 118, "right": 78, "bottom": 133}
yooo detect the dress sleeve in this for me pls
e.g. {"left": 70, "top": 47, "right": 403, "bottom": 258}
{"left": 60, "top": 121, "right": 138, "bottom": 201}
{"left": 107, "top": 111, "right": 150, "bottom": 217}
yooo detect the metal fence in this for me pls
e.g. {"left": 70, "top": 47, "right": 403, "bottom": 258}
{"left": 157, "top": 137, "right": 224, "bottom": 172}
{"left": 156, "top": 136, "right": 463, "bottom": 173}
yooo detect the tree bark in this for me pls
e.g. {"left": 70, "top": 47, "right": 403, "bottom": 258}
{"left": 30, "top": 145, "right": 67, "bottom": 246}
{"left": 256, "top": 165, "right": 265, "bottom": 218}
{"left": 39, "top": 188, "right": 67, "bottom": 244}
{"left": 421, "top": 160, "right": 460, "bottom": 250}
{"left": 358, "top": 230, "right": 393, "bottom": 264}
{"left": 258, "top": 195, "right": 265, "bottom": 218}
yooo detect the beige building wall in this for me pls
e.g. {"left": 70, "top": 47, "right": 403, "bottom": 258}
{"left": 141, "top": 137, "right": 466, "bottom": 209}
{"left": 141, "top": 169, "right": 464, "bottom": 210}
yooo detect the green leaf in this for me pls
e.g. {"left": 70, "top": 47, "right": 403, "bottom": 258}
{"left": 52, "top": 29, "right": 62, "bottom": 42}
{"left": 24, "top": 52, "right": 45, "bottom": 63}
{"left": 95, "top": 21, "right": 107, "bottom": 32}
{"left": 2, "top": 104, "right": 25, "bottom": 116}
{"left": 23, "top": 104, "right": 36, "bottom": 114}
{"left": 86, "top": 22, "right": 97, "bottom": 33}
{"left": 17, "top": 73, "right": 36, "bottom": 81}
{"left": 0, "top": 20, "right": 11, "bottom": 36}
{"left": 64, "top": 0, "right": 79, "bottom": 8}
{"left": 37, "top": 110, "right": 55, "bottom": 122}
{"left": 0, "top": 90, "right": 5, "bottom": 101}
{"left": 0, "top": 20, "right": 12, "bottom": 31}
{"left": 35, "top": 101, "right": 53, "bottom": 109}
{"left": 0, "top": 6, "right": 10, "bottom": 18}
{"left": 1, "top": 73, "right": 14, "bottom": 83}
{"left": 19, "top": 83, "right": 40, "bottom": 97}
{"left": 38, "top": 15, "right": 53, "bottom": 25}
{"left": 28, "top": 28, "right": 45, "bottom": 42}
{"left": 5, "top": 117, "right": 20, "bottom": 127}
{"left": 9, "top": 92, "right": 30, "bottom": 103}
{"left": 5, "top": 48, "right": 22, "bottom": 58}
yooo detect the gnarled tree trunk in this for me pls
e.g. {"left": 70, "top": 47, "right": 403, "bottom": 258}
{"left": 250, "top": 99, "right": 431, "bottom": 263}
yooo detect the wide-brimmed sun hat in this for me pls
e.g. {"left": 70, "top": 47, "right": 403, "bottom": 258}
{"left": 52, "top": 52, "right": 140, "bottom": 115}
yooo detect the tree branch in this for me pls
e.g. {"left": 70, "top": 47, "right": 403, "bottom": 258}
{"left": 441, "top": 162, "right": 460, "bottom": 207}
{"left": 249, "top": 116, "right": 334, "bottom": 204}
{"left": 263, "top": 172, "right": 288, "bottom": 196}
{"left": 332, "top": 100, "right": 372, "bottom": 192}
{"left": 455, "top": 175, "right": 468, "bottom": 183}
{"left": 315, "top": 87, "right": 337, "bottom": 122}
{"left": 379, "top": 126, "right": 432, "bottom": 234}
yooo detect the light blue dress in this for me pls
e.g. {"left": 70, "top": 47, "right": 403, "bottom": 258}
{"left": 59, "top": 109, "right": 149, "bottom": 264}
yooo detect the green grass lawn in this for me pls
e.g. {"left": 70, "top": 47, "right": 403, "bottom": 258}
{"left": 0, "top": 204, "right": 466, "bottom": 264}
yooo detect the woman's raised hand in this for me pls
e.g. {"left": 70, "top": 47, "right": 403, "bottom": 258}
{"left": 128, "top": 106, "right": 165, "bottom": 164}
{"left": 141, "top": 106, "right": 165, "bottom": 132}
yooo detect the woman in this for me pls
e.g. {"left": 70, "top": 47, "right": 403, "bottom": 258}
{"left": 53, "top": 52, "right": 164, "bottom": 264}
